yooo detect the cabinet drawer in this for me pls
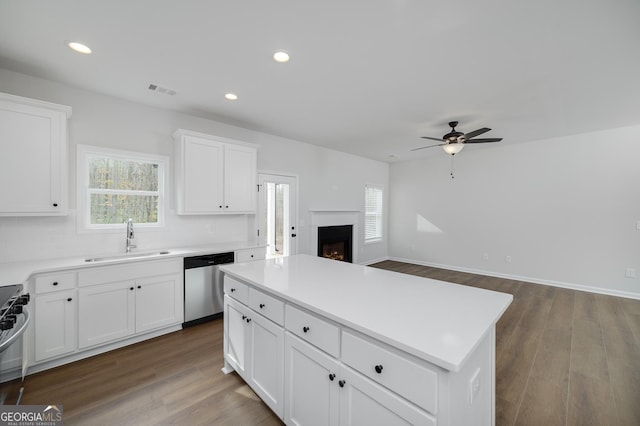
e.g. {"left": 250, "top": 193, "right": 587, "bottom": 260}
{"left": 342, "top": 331, "right": 439, "bottom": 415}
{"left": 248, "top": 288, "right": 284, "bottom": 326}
{"left": 35, "top": 271, "right": 77, "bottom": 294}
{"left": 224, "top": 276, "right": 249, "bottom": 305}
{"left": 235, "top": 247, "right": 265, "bottom": 263}
{"left": 285, "top": 305, "right": 340, "bottom": 358}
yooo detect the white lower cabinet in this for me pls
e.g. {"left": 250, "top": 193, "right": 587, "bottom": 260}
{"left": 78, "top": 280, "right": 136, "bottom": 348}
{"left": 78, "top": 273, "right": 181, "bottom": 349}
{"left": 338, "top": 366, "right": 436, "bottom": 426}
{"left": 31, "top": 258, "right": 184, "bottom": 368}
{"left": 249, "top": 310, "right": 284, "bottom": 417}
{"left": 34, "top": 289, "right": 77, "bottom": 362}
{"left": 284, "top": 333, "right": 340, "bottom": 426}
{"left": 225, "top": 277, "right": 439, "bottom": 426}
{"left": 224, "top": 295, "right": 284, "bottom": 418}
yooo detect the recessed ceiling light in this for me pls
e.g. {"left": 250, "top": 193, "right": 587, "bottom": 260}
{"left": 67, "top": 41, "right": 92, "bottom": 54}
{"left": 225, "top": 93, "right": 238, "bottom": 101}
{"left": 273, "top": 51, "right": 290, "bottom": 63}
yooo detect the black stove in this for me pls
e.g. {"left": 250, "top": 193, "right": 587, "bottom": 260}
{"left": 0, "top": 285, "right": 29, "bottom": 340}
{"left": 0, "top": 284, "right": 30, "bottom": 404}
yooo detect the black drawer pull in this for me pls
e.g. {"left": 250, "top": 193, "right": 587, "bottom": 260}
{"left": 329, "top": 373, "right": 335, "bottom": 381}
{"left": 52, "top": 282, "right": 59, "bottom": 286}
{"left": 67, "top": 298, "right": 72, "bottom": 302}
{"left": 375, "top": 364, "right": 383, "bottom": 374}
{"left": 303, "top": 326, "right": 310, "bottom": 333}
{"left": 339, "top": 380, "right": 346, "bottom": 388}
{"left": 242, "top": 315, "right": 247, "bottom": 320}
{"left": 259, "top": 303, "right": 265, "bottom": 309}
{"left": 246, "top": 318, "right": 252, "bottom": 323}
{"left": 230, "top": 288, "right": 236, "bottom": 292}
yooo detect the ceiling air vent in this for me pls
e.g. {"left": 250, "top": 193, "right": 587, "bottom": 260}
{"left": 148, "top": 83, "right": 176, "bottom": 96}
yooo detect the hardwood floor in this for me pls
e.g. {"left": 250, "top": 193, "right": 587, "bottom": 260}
{"left": 18, "top": 260, "right": 640, "bottom": 425}
{"left": 371, "top": 261, "right": 640, "bottom": 426}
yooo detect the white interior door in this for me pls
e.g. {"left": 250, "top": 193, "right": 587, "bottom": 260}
{"left": 258, "top": 173, "right": 298, "bottom": 259}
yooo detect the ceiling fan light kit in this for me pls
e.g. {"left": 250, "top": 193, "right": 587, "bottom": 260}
{"left": 442, "top": 142, "right": 464, "bottom": 155}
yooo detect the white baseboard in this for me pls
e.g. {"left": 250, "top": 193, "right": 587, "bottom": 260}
{"left": 384, "top": 256, "right": 640, "bottom": 301}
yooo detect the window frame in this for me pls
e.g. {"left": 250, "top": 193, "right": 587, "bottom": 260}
{"left": 77, "top": 144, "right": 168, "bottom": 233}
{"left": 364, "top": 184, "right": 384, "bottom": 244}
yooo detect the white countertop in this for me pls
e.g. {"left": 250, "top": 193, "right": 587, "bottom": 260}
{"left": 221, "top": 254, "right": 513, "bottom": 372}
{"left": 0, "top": 242, "right": 261, "bottom": 287}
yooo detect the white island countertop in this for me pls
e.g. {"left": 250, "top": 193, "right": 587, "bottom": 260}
{"left": 221, "top": 254, "right": 513, "bottom": 372}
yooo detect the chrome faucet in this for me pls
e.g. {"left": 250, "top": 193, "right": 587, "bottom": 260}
{"left": 126, "top": 218, "right": 136, "bottom": 253}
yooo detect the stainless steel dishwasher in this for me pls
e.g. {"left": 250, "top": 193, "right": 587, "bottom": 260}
{"left": 183, "top": 252, "right": 234, "bottom": 327}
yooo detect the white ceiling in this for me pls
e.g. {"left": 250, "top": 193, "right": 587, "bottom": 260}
{"left": 1, "top": 0, "right": 639, "bottom": 162}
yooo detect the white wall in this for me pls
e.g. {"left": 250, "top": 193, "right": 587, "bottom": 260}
{"left": 389, "top": 125, "right": 640, "bottom": 298}
{"left": 0, "top": 68, "right": 388, "bottom": 264}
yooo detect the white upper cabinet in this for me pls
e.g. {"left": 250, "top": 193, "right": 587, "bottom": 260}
{"left": 0, "top": 93, "right": 72, "bottom": 216}
{"left": 174, "top": 129, "right": 257, "bottom": 215}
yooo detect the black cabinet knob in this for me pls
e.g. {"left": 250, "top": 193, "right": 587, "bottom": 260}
{"left": 250, "top": 254, "right": 254, "bottom": 258}
{"left": 52, "top": 203, "right": 58, "bottom": 207}
{"left": 338, "top": 380, "right": 346, "bottom": 388}
{"left": 259, "top": 303, "right": 265, "bottom": 309}
{"left": 52, "top": 281, "right": 58, "bottom": 286}
{"left": 291, "top": 233, "right": 297, "bottom": 237}
{"left": 225, "top": 205, "right": 229, "bottom": 209}
{"left": 246, "top": 318, "right": 252, "bottom": 323}
{"left": 375, "top": 365, "right": 383, "bottom": 374}
{"left": 219, "top": 205, "right": 223, "bottom": 209}
{"left": 230, "top": 288, "right": 236, "bottom": 292}
{"left": 137, "top": 285, "right": 141, "bottom": 289}
{"left": 242, "top": 315, "right": 247, "bottom": 320}
{"left": 329, "top": 373, "right": 335, "bottom": 381}
{"left": 303, "top": 326, "right": 310, "bottom": 333}
{"left": 130, "top": 287, "right": 134, "bottom": 290}
{"left": 67, "top": 298, "right": 72, "bottom": 302}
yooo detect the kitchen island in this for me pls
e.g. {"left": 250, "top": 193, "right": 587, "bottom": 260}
{"left": 221, "top": 254, "right": 512, "bottom": 425}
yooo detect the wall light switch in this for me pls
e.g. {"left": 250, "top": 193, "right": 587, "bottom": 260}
{"left": 505, "top": 255, "right": 512, "bottom": 263}
{"left": 483, "top": 252, "right": 489, "bottom": 261}
{"left": 626, "top": 268, "right": 637, "bottom": 278}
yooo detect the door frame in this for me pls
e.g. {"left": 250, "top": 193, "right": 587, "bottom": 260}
{"left": 257, "top": 171, "right": 299, "bottom": 257}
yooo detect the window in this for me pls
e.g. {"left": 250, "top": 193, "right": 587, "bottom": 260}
{"left": 77, "top": 145, "right": 167, "bottom": 230}
{"left": 364, "top": 184, "right": 383, "bottom": 243}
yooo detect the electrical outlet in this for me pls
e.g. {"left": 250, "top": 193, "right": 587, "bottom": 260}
{"left": 468, "top": 368, "right": 481, "bottom": 405}
{"left": 626, "top": 268, "right": 637, "bottom": 278}
{"left": 483, "top": 252, "right": 489, "bottom": 261}
{"left": 505, "top": 255, "right": 512, "bottom": 263}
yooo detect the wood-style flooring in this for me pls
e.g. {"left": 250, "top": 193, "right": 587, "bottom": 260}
{"left": 18, "top": 260, "right": 640, "bottom": 425}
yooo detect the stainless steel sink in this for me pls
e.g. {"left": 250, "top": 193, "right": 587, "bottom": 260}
{"left": 84, "top": 250, "right": 171, "bottom": 263}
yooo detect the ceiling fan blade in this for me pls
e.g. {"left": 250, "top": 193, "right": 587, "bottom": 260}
{"left": 411, "top": 143, "right": 444, "bottom": 151}
{"left": 464, "top": 138, "right": 503, "bottom": 144}
{"left": 420, "top": 136, "right": 444, "bottom": 142}
{"left": 462, "top": 127, "right": 491, "bottom": 139}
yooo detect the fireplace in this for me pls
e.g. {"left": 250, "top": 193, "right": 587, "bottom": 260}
{"left": 317, "top": 225, "right": 353, "bottom": 263}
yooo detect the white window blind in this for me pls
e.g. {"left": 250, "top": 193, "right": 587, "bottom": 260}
{"left": 364, "top": 185, "right": 383, "bottom": 242}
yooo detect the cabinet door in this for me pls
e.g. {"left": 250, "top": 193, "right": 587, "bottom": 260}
{"left": 249, "top": 313, "right": 284, "bottom": 418}
{"left": 0, "top": 95, "right": 69, "bottom": 215}
{"left": 223, "top": 143, "right": 256, "bottom": 212}
{"left": 284, "top": 333, "right": 340, "bottom": 426}
{"left": 224, "top": 297, "right": 251, "bottom": 377}
{"left": 135, "top": 273, "right": 182, "bottom": 333}
{"left": 78, "top": 281, "right": 135, "bottom": 348}
{"left": 182, "top": 135, "right": 224, "bottom": 213}
{"left": 34, "top": 290, "right": 77, "bottom": 361}
{"left": 338, "top": 366, "right": 436, "bottom": 426}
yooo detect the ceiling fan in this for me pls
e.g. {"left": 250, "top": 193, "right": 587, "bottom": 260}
{"left": 412, "top": 121, "right": 503, "bottom": 155}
